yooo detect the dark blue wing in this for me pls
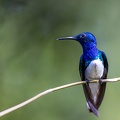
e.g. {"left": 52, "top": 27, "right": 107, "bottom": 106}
{"left": 79, "top": 52, "right": 108, "bottom": 116}
{"left": 79, "top": 55, "right": 99, "bottom": 116}
{"left": 96, "top": 51, "right": 108, "bottom": 108}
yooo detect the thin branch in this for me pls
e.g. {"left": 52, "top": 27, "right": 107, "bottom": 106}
{"left": 0, "top": 77, "right": 120, "bottom": 117}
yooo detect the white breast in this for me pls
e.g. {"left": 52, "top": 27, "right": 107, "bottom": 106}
{"left": 85, "top": 58, "right": 104, "bottom": 80}
{"left": 85, "top": 58, "right": 104, "bottom": 103}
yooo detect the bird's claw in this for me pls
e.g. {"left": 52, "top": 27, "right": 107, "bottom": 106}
{"left": 86, "top": 79, "right": 89, "bottom": 85}
{"left": 99, "top": 78, "right": 102, "bottom": 84}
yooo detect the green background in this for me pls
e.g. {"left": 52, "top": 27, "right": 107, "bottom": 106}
{"left": 0, "top": 0, "right": 120, "bottom": 120}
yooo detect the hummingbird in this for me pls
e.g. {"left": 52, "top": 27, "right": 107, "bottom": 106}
{"left": 57, "top": 32, "right": 108, "bottom": 117}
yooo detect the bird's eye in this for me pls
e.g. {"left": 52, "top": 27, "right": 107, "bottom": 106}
{"left": 80, "top": 34, "right": 86, "bottom": 39}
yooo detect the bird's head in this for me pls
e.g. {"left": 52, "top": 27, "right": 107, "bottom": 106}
{"left": 57, "top": 32, "right": 97, "bottom": 49}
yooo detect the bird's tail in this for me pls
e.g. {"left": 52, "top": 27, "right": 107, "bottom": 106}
{"left": 86, "top": 101, "right": 99, "bottom": 117}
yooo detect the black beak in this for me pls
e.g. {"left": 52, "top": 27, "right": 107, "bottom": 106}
{"left": 57, "top": 36, "right": 77, "bottom": 40}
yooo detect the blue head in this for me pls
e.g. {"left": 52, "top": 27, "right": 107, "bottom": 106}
{"left": 57, "top": 32, "right": 98, "bottom": 60}
{"left": 57, "top": 32, "right": 97, "bottom": 51}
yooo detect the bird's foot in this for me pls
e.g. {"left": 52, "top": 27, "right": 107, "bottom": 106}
{"left": 99, "top": 78, "right": 102, "bottom": 84}
{"left": 85, "top": 79, "right": 89, "bottom": 85}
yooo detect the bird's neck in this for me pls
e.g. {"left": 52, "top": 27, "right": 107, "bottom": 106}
{"left": 82, "top": 44, "right": 99, "bottom": 60}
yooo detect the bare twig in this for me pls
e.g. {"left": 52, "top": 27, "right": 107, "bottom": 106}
{"left": 0, "top": 77, "right": 120, "bottom": 117}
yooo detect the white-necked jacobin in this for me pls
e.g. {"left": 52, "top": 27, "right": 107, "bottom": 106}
{"left": 57, "top": 32, "right": 108, "bottom": 117}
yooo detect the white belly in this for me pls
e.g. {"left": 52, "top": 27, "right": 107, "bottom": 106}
{"left": 85, "top": 59, "right": 104, "bottom": 80}
{"left": 85, "top": 58, "right": 104, "bottom": 102}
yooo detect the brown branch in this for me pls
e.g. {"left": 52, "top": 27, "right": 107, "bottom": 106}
{"left": 0, "top": 77, "right": 120, "bottom": 117}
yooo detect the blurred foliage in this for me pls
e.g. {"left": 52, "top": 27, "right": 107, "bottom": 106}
{"left": 0, "top": 0, "right": 120, "bottom": 120}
